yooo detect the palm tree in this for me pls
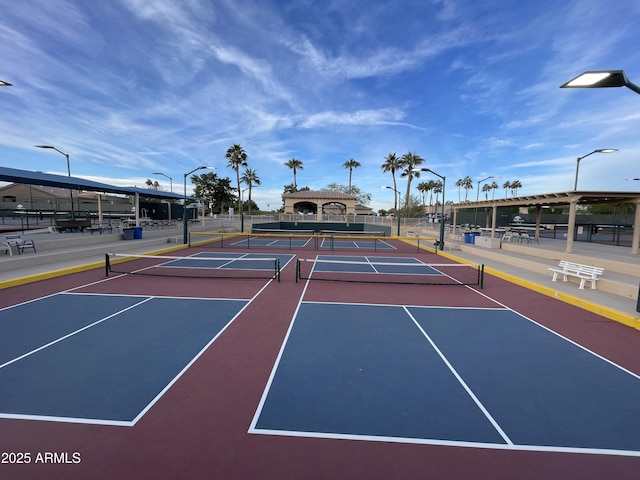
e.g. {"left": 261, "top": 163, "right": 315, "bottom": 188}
{"left": 490, "top": 181, "right": 499, "bottom": 199}
{"left": 225, "top": 144, "right": 248, "bottom": 214}
{"left": 455, "top": 178, "right": 464, "bottom": 202}
{"left": 399, "top": 151, "right": 424, "bottom": 210}
{"left": 510, "top": 179, "right": 522, "bottom": 196}
{"left": 342, "top": 158, "right": 361, "bottom": 194}
{"left": 433, "top": 180, "right": 443, "bottom": 207}
{"left": 381, "top": 153, "right": 402, "bottom": 211}
{"left": 416, "top": 181, "right": 429, "bottom": 205}
{"left": 425, "top": 180, "right": 437, "bottom": 205}
{"left": 240, "top": 168, "right": 261, "bottom": 215}
{"left": 284, "top": 158, "right": 303, "bottom": 189}
{"left": 482, "top": 182, "right": 492, "bottom": 200}
{"left": 461, "top": 175, "right": 473, "bottom": 201}
{"left": 503, "top": 180, "right": 512, "bottom": 198}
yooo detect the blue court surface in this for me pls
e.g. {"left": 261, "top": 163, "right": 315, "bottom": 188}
{"left": 311, "top": 255, "right": 439, "bottom": 274}
{"left": 250, "top": 302, "right": 640, "bottom": 457}
{"left": 168, "top": 252, "right": 295, "bottom": 270}
{"left": 318, "top": 237, "right": 395, "bottom": 250}
{"left": 230, "top": 237, "right": 313, "bottom": 248}
{"left": 0, "top": 293, "right": 247, "bottom": 425}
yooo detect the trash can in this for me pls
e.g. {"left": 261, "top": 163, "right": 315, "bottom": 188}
{"left": 123, "top": 228, "right": 134, "bottom": 240}
{"left": 464, "top": 233, "right": 472, "bottom": 244}
{"left": 471, "top": 232, "right": 481, "bottom": 244}
{"left": 133, "top": 226, "right": 143, "bottom": 239}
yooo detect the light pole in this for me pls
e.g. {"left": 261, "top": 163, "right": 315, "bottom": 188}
{"left": 35, "top": 145, "right": 75, "bottom": 220}
{"left": 474, "top": 175, "right": 499, "bottom": 226}
{"left": 152, "top": 172, "right": 173, "bottom": 192}
{"left": 382, "top": 186, "right": 401, "bottom": 236}
{"left": 561, "top": 70, "right": 640, "bottom": 95}
{"left": 240, "top": 186, "right": 250, "bottom": 233}
{"left": 412, "top": 168, "right": 446, "bottom": 250}
{"left": 153, "top": 172, "right": 173, "bottom": 222}
{"left": 183, "top": 166, "right": 214, "bottom": 244}
{"left": 574, "top": 149, "right": 617, "bottom": 190}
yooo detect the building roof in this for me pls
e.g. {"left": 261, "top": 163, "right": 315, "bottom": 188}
{"left": 283, "top": 190, "right": 357, "bottom": 200}
{"left": 0, "top": 166, "right": 192, "bottom": 201}
{"left": 457, "top": 190, "right": 640, "bottom": 209}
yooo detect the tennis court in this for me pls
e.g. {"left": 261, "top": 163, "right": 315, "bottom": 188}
{"left": 1, "top": 240, "right": 640, "bottom": 479}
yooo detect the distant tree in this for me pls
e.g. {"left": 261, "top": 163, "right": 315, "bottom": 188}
{"left": 433, "top": 180, "right": 443, "bottom": 206}
{"left": 225, "top": 143, "right": 248, "bottom": 214}
{"left": 145, "top": 179, "right": 160, "bottom": 190}
{"left": 460, "top": 175, "right": 473, "bottom": 201}
{"left": 191, "top": 172, "right": 235, "bottom": 214}
{"left": 482, "top": 182, "right": 493, "bottom": 200}
{"left": 490, "top": 181, "right": 499, "bottom": 199}
{"left": 399, "top": 194, "right": 425, "bottom": 218}
{"left": 416, "top": 181, "right": 429, "bottom": 205}
{"left": 455, "top": 178, "right": 464, "bottom": 202}
{"left": 503, "top": 180, "right": 512, "bottom": 198}
{"left": 399, "top": 151, "right": 424, "bottom": 210}
{"left": 284, "top": 158, "right": 304, "bottom": 189}
{"left": 240, "top": 168, "right": 261, "bottom": 215}
{"left": 381, "top": 153, "right": 403, "bottom": 211}
{"left": 324, "top": 183, "right": 371, "bottom": 205}
{"left": 342, "top": 158, "right": 361, "bottom": 193}
{"left": 510, "top": 179, "right": 522, "bottom": 196}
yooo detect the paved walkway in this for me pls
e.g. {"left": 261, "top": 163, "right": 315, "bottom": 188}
{"left": 439, "top": 236, "right": 639, "bottom": 323}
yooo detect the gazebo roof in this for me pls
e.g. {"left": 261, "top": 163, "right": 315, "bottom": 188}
{"left": 283, "top": 190, "right": 357, "bottom": 200}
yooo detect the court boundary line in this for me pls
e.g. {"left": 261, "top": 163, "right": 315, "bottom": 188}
{"left": 0, "top": 275, "right": 277, "bottom": 426}
{"left": 248, "top": 300, "right": 640, "bottom": 458}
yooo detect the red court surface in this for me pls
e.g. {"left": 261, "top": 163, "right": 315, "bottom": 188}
{"left": 1, "top": 239, "right": 640, "bottom": 480}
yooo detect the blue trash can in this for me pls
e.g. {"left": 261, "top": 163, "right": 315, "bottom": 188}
{"left": 133, "top": 226, "right": 143, "bottom": 239}
{"left": 464, "top": 233, "right": 472, "bottom": 244}
{"left": 471, "top": 232, "right": 481, "bottom": 244}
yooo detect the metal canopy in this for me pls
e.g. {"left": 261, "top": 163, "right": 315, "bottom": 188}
{"left": 0, "top": 166, "right": 193, "bottom": 201}
{"left": 460, "top": 190, "right": 640, "bottom": 210}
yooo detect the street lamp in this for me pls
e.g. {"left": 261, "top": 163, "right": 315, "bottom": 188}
{"left": 152, "top": 172, "right": 173, "bottom": 192}
{"left": 412, "top": 168, "right": 446, "bottom": 250}
{"left": 560, "top": 70, "right": 640, "bottom": 95}
{"left": 381, "top": 186, "right": 401, "bottom": 236}
{"left": 153, "top": 172, "right": 173, "bottom": 222}
{"left": 35, "top": 145, "right": 75, "bottom": 220}
{"left": 574, "top": 149, "right": 617, "bottom": 190}
{"left": 474, "top": 175, "right": 500, "bottom": 226}
{"left": 183, "top": 166, "right": 214, "bottom": 244}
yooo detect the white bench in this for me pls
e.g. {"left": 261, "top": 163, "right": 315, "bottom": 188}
{"left": 4, "top": 233, "right": 37, "bottom": 255}
{"left": 548, "top": 260, "right": 604, "bottom": 289}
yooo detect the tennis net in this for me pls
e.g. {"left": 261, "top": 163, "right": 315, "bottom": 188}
{"left": 295, "top": 257, "right": 484, "bottom": 287}
{"left": 191, "top": 230, "right": 317, "bottom": 249}
{"left": 105, "top": 253, "right": 281, "bottom": 282}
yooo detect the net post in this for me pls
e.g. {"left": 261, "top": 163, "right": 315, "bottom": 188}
{"left": 247, "top": 233, "right": 250, "bottom": 249}
{"left": 276, "top": 258, "right": 281, "bottom": 283}
{"left": 105, "top": 253, "right": 110, "bottom": 276}
{"left": 188, "top": 232, "right": 191, "bottom": 248}
{"left": 480, "top": 264, "right": 485, "bottom": 289}
{"left": 295, "top": 259, "right": 300, "bottom": 283}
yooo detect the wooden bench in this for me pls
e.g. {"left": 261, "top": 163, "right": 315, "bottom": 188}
{"left": 55, "top": 219, "right": 92, "bottom": 233}
{"left": 4, "top": 233, "right": 37, "bottom": 255}
{"left": 548, "top": 260, "right": 604, "bottom": 289}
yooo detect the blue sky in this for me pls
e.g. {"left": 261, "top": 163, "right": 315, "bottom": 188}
{"left": 1, "top": 0, "right": 639, "bottom": 212}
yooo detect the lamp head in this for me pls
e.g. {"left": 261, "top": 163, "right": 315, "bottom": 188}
{"left": 561, "top": 70, "right": 628, "bottom": 89}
